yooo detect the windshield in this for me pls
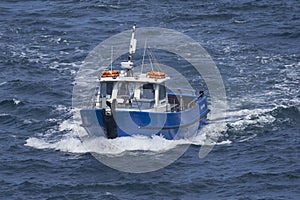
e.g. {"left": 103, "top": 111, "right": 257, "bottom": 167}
{"left": 100, "top": 82, "right": 113, "bottom": 98}
{"left": 117, "top": 82, "right": 135, "bottom": 98}
{"left": 141, "top": 83, "right": 154, "bottom": 99}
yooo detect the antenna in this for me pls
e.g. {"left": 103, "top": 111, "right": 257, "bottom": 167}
{"left": 149, "top": 54, "right": 154, "bottom": 72}
{"left": 141, "top": 40, "right": 147, "bottom": 74}
{"left": 110, "top": 46, "right": 113, "bottom": 72}
{"left": 148, "top": 47, "right": 163, "bottom": 72}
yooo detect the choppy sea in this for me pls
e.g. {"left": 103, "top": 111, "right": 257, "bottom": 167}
{"left": 0, "top": 0, "right": 299, "bottom": 199}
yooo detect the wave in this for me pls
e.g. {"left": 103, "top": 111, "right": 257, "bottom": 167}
{"left": 0, "top": 98, "right": 24, "bottom": 106}
{"left": 0, "top": 81, "right": 7, "bottom": 86}
{"left": 25, "top": 108, "right": 225, "bottom": 155}
{"left": 0, "top": 113, "right": 10, "bottom": 117}
{"left": 25, "top": 102, "right": 299, "bottom": 156}
{"left": 25, "top": 134, "right": 191, "bottom": 155}
{"left": 226, "top": 107, "right": 276, "bottom": 131}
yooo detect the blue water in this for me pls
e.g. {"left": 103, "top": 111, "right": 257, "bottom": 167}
{"left": 1, "top": 0, "right": 299, "bottom": 199}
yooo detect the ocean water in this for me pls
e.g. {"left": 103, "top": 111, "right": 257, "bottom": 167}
{"left": 1, "top": 0, "right": 299, "bottom": 199}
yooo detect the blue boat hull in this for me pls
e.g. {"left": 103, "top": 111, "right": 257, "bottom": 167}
{"left": 80, "top": 96, "right": 209, "bottom": 140}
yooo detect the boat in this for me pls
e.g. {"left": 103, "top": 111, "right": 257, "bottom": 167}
{"left": 80, "top": 24, "right": 210, "bottom": 140}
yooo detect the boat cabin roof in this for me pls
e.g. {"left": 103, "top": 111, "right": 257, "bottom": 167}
{"left": 99, "top": 72, "right": 170, "bottom": 84}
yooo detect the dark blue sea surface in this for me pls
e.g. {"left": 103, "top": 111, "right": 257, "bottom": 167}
{"left": 0, "top": 0, "right": 299, "bottom": 199}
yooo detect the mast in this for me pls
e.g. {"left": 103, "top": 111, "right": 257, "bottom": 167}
{"left": 128, "top": 23, "right": 136, "bottom": 62}
{"left": 121, "top": 23, "right": 136, "bottom": 76}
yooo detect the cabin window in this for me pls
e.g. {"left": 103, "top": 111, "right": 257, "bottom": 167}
{"left": 117, "top": 82, "right": 134, "bottom": 98}
{"left": 100, "top": 82, "right": 113, "bottom": 97}
{"left": 141, "top": 83, "right": 154, "bottom": 99}
{"left": 159, "top": 84, "right": 166, "bottom": 100}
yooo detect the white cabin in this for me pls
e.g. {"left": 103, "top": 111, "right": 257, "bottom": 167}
{"left": 96, "top": 70, "right": 170, "bottom": 112}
